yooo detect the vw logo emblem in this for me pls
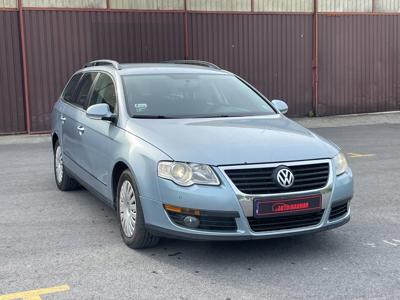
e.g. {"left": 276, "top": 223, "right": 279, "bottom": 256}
{"left": 274, "top": 167, "right": 295, "bottom": 188}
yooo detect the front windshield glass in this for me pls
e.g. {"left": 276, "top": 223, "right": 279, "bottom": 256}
{"left": 122, "top": 74, "right": 276, "bottom": 118}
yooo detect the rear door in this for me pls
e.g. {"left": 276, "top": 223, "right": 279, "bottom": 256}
{"left": 61, "top": 72, "right": 97, "bottom": 173}
{"left": 59, "top": 73, "right": 81, "bottom": 159}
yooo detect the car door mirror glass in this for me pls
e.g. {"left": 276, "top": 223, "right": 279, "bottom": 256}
{"left": 86, "top": 103, "right": 115, "bottom": 121}
{"left": 271, "top": 100, "right": 288, "bottom": 114}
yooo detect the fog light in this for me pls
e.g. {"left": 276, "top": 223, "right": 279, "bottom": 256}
{"left": 183, "top": 216, "right": 200, "bottom": 228}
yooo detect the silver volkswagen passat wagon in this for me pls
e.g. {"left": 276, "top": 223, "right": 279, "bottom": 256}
{"left": 51, "top": 59, "right": 353, "bottom": 249}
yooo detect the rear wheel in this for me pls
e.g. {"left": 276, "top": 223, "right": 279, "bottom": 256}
{"left": 53, "top": 140, "right": 80, "bottom": 191}
{"left": 117, "top": 170, "right": 159, "bottom": 249}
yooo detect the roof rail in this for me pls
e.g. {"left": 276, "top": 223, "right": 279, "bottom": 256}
{"left": 84, "top": 59, "right": 121, "bottom": 70}
{"left": 164, "top": 60, "right": 221, "bottom": 70}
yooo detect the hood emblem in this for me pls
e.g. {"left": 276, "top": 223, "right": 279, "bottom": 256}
{"left": 274, "top": 167, "right": 295, "bottom": 188}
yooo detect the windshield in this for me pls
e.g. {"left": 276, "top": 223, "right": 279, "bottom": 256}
{"left": 122, "top": 74, "right": 276, "bottom": 118}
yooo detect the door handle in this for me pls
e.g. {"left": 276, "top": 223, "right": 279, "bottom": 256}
{"left": 60, "top": 115, "right": 66, "bottom": 123}
{"left": 77, "top": 125, "right": 85, "bottom": 135}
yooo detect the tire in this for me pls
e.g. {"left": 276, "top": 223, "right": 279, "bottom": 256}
{"left": 116, "top": 170, "right": 159, "bottom": 249}
{"left": 53, "top": 140, "right": 80, "bottom": 191}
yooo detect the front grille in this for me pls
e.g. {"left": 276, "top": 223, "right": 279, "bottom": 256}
{"left": 225, "top": 162, "right": 330, "bottom": 194}
{"left": 247, "top": 210, "right": 324, "bottom": 232}
{"left": 329, "top": 202, "right": 348, "bottom": 220}
{"left": 167, "top": 212, "right": 237, "bottom": 231}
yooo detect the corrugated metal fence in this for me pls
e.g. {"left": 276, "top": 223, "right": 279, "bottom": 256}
{"left": 0, "top": 11, "right": 25, "bottom": 134}
{"left": 189, "top": 13, "right": 313, "bottom": 116}
{"left": 1, "top": 0, "right": 400, "bottom": 134}
{"left": 23, "top": 10, "right": 184, "bottom": 131}
{"left": 318, "top": 15, "right": 400, "bottom": 115}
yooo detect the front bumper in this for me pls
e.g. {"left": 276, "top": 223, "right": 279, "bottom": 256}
{"left": 146, "top": 213, "right": 350, "bottom": 241}
{"left": 140, "top": 160, "right": 353, "bottom": 241}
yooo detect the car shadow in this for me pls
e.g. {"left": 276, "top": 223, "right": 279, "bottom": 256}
{"left": 71, "top": 188, "right": 351, "bottom": 275}
{"left": 126, "top": 229, "right": 352, "bottom": 295}
{"left": 75, "top": 188, "right": 348, "bottom": 251}
{"left": 136, "top": 229, "right": 349, "bottom": 269}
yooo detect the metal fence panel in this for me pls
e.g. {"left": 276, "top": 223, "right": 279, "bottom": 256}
{"left": 318, "top": 0, "right": 373, "bottom": 12}
{"left": 110, "top": 0, "right": 184, "bottom": 10}
{"left": 0, "top": 0, "right": 16, "bottom": 8}
{"left": 187, "top": 0, "right": 251, "bottom": 11}
{"left": 23, "top": 0, "right": 107, "bottom": 8}
{"left": 189, "top": 13, "right": 313, "bottom": 117}
{"left": 375, "top": 0, "right": 400, "bottom": 12}
{"left": 0, "top": 11, "right": 25, "bottom": 134}
{"left": 318, "top": 15, "right": 400, "bottom": 115}
{"left": 3, "top": 4, "right": 400, "bottom": 133}
{"left": 254, "top": 0, "right": 313, "bottom": 12}
{"left": 23, "top": 10, "right": 184, "bottom": 131}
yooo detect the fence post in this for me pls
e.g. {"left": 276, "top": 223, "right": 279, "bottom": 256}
{"left": 17, "top": 0, "right": 31, "bottom": 133}
{"left": 312, "top": 0, "right": 319, "bottom": 116}
{"left": 183, "top": 0, "right": 189, "bottom": 59}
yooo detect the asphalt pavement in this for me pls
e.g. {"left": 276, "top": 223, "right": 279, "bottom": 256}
{"left": 0, "top": 117, "right": 399, "bottom": 299}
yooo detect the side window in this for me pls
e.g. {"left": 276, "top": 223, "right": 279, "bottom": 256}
{"left": 73, "top": 73, "right": 97, "bottom": 109}
{"left": 88, "top": 73, "right": 117, "bottom": 113}
{"left": 62, "top": 73, "right": 82, "bottom": 103}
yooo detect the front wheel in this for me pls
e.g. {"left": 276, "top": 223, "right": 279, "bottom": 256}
{"left": 117, "top": 170, "right": 159, "bottom": 249}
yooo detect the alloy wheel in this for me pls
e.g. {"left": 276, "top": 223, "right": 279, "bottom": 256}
{"left": 55, "top": 146, "right": 63, "bottom": 184}
{"left": 119, "top": 180, "right": 137, "bottom": 237}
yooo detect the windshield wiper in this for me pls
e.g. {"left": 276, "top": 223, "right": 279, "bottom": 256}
{"left": 131, "top": 115, "right": 170, "bottom": 119}
{"left": 196, "top": 115, "right": 241, "bottom": 118}
{"left": 132, "top": 114, "right": 246, "bottom": 119}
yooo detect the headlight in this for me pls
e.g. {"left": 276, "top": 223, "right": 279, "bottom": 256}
{"left": 334, "top": 152, "right": 348, "bottom": 175}
{"left": 158, "top": 162, "right": 220, "bottom": 186}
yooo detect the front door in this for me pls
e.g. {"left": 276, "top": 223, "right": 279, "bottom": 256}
{"left": 79, "top": 72, "right": 120, "bottom": 202}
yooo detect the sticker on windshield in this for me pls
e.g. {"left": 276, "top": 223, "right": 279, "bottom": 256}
{"left": 135, "top": 103, "right": 148, "bottom": 112}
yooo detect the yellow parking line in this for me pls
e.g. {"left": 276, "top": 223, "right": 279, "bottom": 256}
{"left": 0, "top": 285, "right": 70, "bottom": 300}
{"left": 347, "top": 152, "right": 376, "bottom": 158}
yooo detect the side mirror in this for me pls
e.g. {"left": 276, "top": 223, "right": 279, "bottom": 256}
{"left": 86, "top": 103, "right": 116, "bottom": 122}
{"left": 271, "top": 100, "right": 288, "bottom": 115}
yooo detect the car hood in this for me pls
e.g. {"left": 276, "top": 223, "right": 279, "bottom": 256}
{"left": 125, "top": 115, "right": 338, "bottom": 166}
